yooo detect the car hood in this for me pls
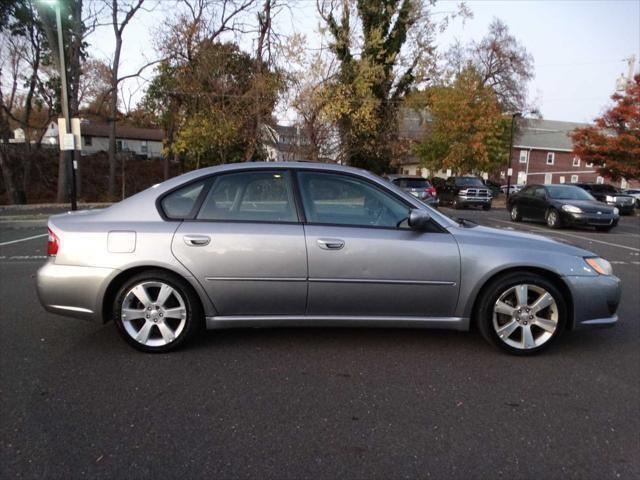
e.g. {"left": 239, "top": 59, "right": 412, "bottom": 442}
{"left": 448, "top": 224, "right": 593, "bottom": 257}
{"left": 551, "top": 199, "right": 616, "bottom": 213}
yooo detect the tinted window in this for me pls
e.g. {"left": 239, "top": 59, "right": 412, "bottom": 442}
{"left": 532, "top": 186, "right": 546, "bottom": 199}
{"left": 161, "top": 180, "right": 206, "bottom": 219}
{"left": 298, "top": 172, "right": 410, "bottom": 228}
{"left": 197, "top": 171, "right": 297, "bottom": 222}
{"left": 394, "top": 178, "right": 430, "bottom": 189}
{"left": 546, "top": 185, "right": 595, "bottom": 201}
{"left": 455, "top": 177, "right": 485, "bottom": 187}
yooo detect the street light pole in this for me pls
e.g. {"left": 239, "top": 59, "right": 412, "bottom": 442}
{"left": 53, "top": 2, "right": 77, "bottom": 210}
{"left": 506, "top": 112, "right": 521, "bottom": 200}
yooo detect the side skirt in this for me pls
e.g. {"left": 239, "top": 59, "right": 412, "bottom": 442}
{"left": 205, "top": 316, "right": 470, "bottom": 331}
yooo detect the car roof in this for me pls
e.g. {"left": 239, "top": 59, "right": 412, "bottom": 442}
{"left": 386, "top": 174, "right": 427, "bottom": 180}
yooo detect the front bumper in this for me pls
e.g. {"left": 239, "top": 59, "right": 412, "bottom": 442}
{"left": 562, "top": 211, "right": 619, "bottom": 227}
{"left": 564, "top": 274, "right": 621, "bottom": 329}
{"left": 37, "top": 261, "right": 117, "bottom": 322}
{"left": 456, "top": 195, "right": 492, "bottom": 206}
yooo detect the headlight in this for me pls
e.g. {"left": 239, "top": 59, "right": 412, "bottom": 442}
{"left": 613, "top": 207, "right": 619, "bottom": 215}
{"left": 562, "top": 204, "right": 582, "bottom": 213}
{"left": 458, "top": 189, "right": 468, "bottom": 195}
{"left": 605, "top": 195, "right": 615, "bottom": 202}
{"left": 585, "top": 257, "right": 613, "bottom": 275}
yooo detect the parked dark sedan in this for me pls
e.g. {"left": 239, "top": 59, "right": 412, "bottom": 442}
{"left": 574, "top": 183, "right": 635, "bottom": 215}
{"left": 507, "top": 184, "right": 619, "bottom": 232}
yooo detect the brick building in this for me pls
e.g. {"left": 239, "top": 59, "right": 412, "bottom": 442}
{"left": 509, "top": 118, "right": 637, "bottom": 189}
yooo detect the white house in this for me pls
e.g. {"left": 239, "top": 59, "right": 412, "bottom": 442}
{"left": 41, "top": 120, "right": 164, "bottom": 158}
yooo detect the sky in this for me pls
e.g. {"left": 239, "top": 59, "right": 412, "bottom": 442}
{"left": 89, "top": 0, "right": 640, "bottom": 124}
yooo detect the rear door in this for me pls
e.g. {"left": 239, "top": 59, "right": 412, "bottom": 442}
{"left": 529, "top": 186, "right": 549, "bottom": 220}
{"left": 296, "top": 170, "right": 460, "bottom": 318}
{"left": 170, "top": 170, "right": 307, "bottom": 316}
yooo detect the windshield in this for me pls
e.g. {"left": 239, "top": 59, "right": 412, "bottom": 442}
{"left": 455, "top": 177, "right": 485, "bottom": 187}
{"left": 546, "top": 185, "right": 596, "bottom": 201}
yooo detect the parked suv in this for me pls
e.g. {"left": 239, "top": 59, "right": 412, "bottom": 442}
{"left": 384, "top": 175, "right": 438, "bottom": 208}
{"left": 439, "top": 176, "right": 492, "bottom": 210}
{"left": 623, "top": 188, "right": 640, "bottom": 208}
{"left": 574, "top": 183, "right": 635, "bottom": 215}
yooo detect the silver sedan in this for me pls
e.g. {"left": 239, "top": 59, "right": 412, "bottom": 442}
{"left": 37, "top": 162, "right": 621, "bottom": 355}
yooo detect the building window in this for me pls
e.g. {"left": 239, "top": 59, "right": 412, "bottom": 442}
{"left": 519, "top": 150, "right": 528, "bottom": 164}
{"left": 141, "top": 140, "right": 148, "bottom": 154}
{"left": 84, "top": 136, "right": 92, "bottom": 146}
{"left": 570, "top": 175, "right": 579, "bottom": 183}
{"left": 546, "top": 152, "right": 555, "bottom": 165}
{"left": 572, "top": 156, "right": 580, "bottom": 167}
{"left": 116, "top": 140, "right": 123, "bottom": 152}
{"left": 559, "top": 176, "right": 565, "bottom": 184}
{"left": 586, "top": 161, "right": 594, "bottom": 168}
{"left": 596, "top": 176, "right": 604, "bottom": 184}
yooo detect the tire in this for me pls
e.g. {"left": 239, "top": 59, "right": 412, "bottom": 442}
{"left": 113, "top": 270, "right": 203, "bottom": 353}
{"left": 510, "top": 205, "right": 522, "bottom": 222}
{"left": 476, "top": 272, "right": 567, "bottom": 355}
{"left": 482, "top": 204, "right": 491, "bottom": 211}
{"left": 452, "top": 198, "right": 462, "bottom": 210}
{"left": 545, "top": 208, "right": 562, "bottom": 229}
{"left": 595, "top": 225, "right": 614, "bottom": 232}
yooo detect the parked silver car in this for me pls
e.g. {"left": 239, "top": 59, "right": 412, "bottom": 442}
{"left": 37, "top": 162, "right": 620, "bottom": 355}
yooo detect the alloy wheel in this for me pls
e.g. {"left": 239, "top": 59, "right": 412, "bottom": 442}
{"left": 547, "top": 210, "right": 558, "bottom": 227}
{"left": 492, "top": 284, "right": 559, "bottom": 350}
{"left": 511, "top": 206, "right": 519, "bottom": 220}
{"left": 120, "top": 281, "right": 187, "bottom": 347}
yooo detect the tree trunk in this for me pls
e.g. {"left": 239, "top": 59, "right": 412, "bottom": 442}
{"left": 108, "top": 21, "right": 123, "bottom": 197}
{"left": 0, "top": 148, "right": 19, "bottom": 204}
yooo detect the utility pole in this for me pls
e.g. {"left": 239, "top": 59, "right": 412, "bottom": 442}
{"left": 506, "top": 112, "right": 522, "bottom": 199}
{"left": 50, "top": 0, "right": 77, "bottom": 210}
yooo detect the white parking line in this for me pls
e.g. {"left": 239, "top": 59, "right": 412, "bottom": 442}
{"left": 488, "top": 218, "right": 640, "bottom": 252}
{"left": 0, "top": 233, "right": 47, "bottom": 247}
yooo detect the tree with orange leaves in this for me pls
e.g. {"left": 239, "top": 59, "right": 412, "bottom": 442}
{"left": 572, "top": 75, "right": 640, "bottom": 181}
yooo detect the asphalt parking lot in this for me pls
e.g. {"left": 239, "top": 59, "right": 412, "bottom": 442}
{"left": 1, "top": 205, "right": 638, "bottom": 479}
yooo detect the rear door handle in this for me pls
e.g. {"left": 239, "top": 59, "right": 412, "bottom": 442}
{"left": 183, "top": 235, "right": 211, "bottom": 246}
{"left": 317, "top": 238, "right": 345, "bottom": 250}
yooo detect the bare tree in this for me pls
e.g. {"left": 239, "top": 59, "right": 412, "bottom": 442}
{"left": 106, "top": 0, "right": 145, "bottom": 198}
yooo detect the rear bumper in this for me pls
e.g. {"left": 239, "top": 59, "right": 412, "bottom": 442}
{"left": 563, "top": 274, "right": 621, "bottom": 329}
{"left": 37, "top": 261, "right": 117, "bottom": 322}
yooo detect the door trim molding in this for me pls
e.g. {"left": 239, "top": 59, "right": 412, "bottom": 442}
{"left": 205, "top": 277, "right": 306, "bottom": 282}
{"left": 309, "top": 278, "right": 456, "bottom": 286}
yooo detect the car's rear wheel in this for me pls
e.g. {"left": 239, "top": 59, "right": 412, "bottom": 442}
{"left": 595, "top": 225, "right": 614, "bottom": 232}
{"left": 545, "top": 208, "right": 561, "bottom": 229}
{"left": 510, "top": 205, "right": 522, "bottom": 222}
{"left": 113, "top": 270, "right": 203, "bottom": 352}
{"left": 477, "top": 272, "right": 567, "bottom": 355}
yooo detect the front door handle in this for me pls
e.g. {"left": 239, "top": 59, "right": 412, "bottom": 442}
{"left": 183, "top": 235, "right": 211, "bottom": 246}
{"left": 317, "top": 238, "right": 345, "bottom": 250}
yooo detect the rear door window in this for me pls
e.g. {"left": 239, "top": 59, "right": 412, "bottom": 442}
{"left": 197, "top": 171, "right": 297, "bottom": 223}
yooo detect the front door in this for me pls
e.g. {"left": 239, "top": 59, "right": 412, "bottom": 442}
{"left": 296, "top": 171, "right": 460, "bottom": 318}
{"left": 171, "top": 170, "right": 307, "bottom": 316}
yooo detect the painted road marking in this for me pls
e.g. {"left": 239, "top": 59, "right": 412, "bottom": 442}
{"left": 0, "top": 233, "right": 47, "bottom": 247}
{"left": 0, "top": 255, "right": 47, "bottom": 260}
{"left": 488, "top": 218, "right": 640, "bottom": 252}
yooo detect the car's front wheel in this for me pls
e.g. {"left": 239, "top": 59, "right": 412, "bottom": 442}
{"left": 477, "top": 272, "right": 567, "bottom": 355}
{"left": 510, "top": 205, "right": 522, "bottom": 222}
{"left": 545, "top": 208, "right": 562, "bottom": 229}
{"left": 113, "top": 270, "right": 203, "bottom": 352}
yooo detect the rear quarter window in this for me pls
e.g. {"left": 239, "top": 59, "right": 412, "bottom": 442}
{"left": 161, "top": 180, "right": 207, "bottom": 219}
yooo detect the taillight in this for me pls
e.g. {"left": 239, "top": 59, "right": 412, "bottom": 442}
{"left": 425, "top": 187, "right": 437, "bottom": 196}
{"left": 47, "top": 228, "right": 59, "bottom": 256}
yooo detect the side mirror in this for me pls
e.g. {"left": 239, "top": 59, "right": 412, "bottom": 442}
{"left": 408, "top": 208, "right": 431, "bottom": 231}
